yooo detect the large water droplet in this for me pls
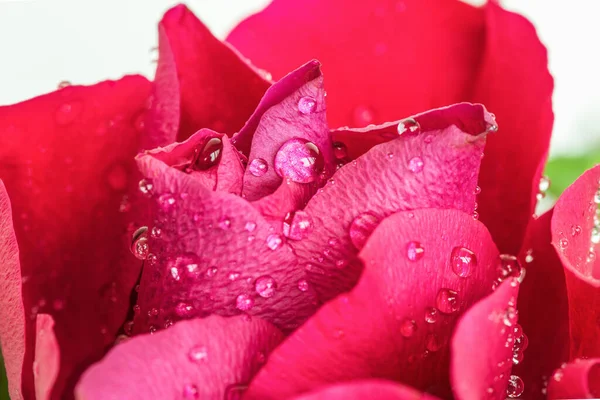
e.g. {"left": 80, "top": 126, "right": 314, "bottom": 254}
{"left": 266, "top": 234, "right": 284, "bottom": 250}
{"left": 188, "top": 346, "right": 208, "bottom": 363}
{"left": 248, "top": 158, "right": 268, "bottom": 177}
{"left": 130, "top": 226, "right": 149, "bottom": 260}
{"left": 397, "top": 118, "right": 420, "bottom": 136}
{"left": 425, "top": 307, "right": 438, "bottom": 324}
{"left": 236, "top": 294, "right": 254, "bottom": 311}
{"left": 297, "top": 96, "right": 317, "bottom": 114}
{"left": 349, "top": 212, "right": 380, "bottom": 249}
{"left": 506, "top": 375, "right": 524, "bottom": 398}
{"left": 193, "top": 137, "right": 222, "bottom": 170}
{"left": 497, "top": 254, "right": 524, "bottom": 282}
{"left": 274, "top": 138, "right": 324, "bottom": 183}
{"left": 333, "top": 142, "right": 348, "bottom": 160}
{"left": 138, "top": 178, "right": 154, "bottom": 197}
{"left": 400, "top": 318, "right": 417, "bottom": 338}
{"left": 157, "top": 193, "right": 176, "bottom": 212}
{"left": 436, "top": 288, "right": 459, "bottom": 314}
{"left": 255, "top": 275, "right": 276, "bottom": 298}
{"left": 406, "top": 241, "right": 424, "bottom": 261}
{"left": 451, "top": 247, "right": 477, "bottom": 278}
{"left": 182, "top": 383, "right": 200, "bottom": 399}
{"left": 283, "top": 210, "right": 313, "bottom": 240}
{"left": 297, "top": 279, "right": 309, "bottom": 292}
{"left": 407, "top": 157, "right": 424, "bottom": 173}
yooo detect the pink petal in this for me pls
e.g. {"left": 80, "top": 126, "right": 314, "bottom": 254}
{"left": 245, "top": 209, "right": 502, "bottom": 399}
{"left": 133, "top": 149, "right": 318, "bottom": 334}
{"left": 0, "top": 181, "right": 26, "bottom": 400}
{"left": 292, "top": 103, "right": 493, "bottom": 302}
{"left": 0, "top": 76, "right": 151, "bottom": 398}
{"left": 158, "top": 5, "right": 270, "bottom": 141}
{"left": 75, "top": 316, "right": 284, "bottom": 400}
{"left": 34, "top": 314, "right": 59, "bottom": 400}
{"left": 551, "top": 164, "right": 600, "bottom": 357}
{"left": 450, "top": 278, "right": 520, "bottom": 400}
{"left": 547, "top": 358, "right": 600, "bottom": 399}
{"left": 511, "top": 211, "right": 569, "bottom": 399}
{"left": 291, "top": 380, "right": 440, "bottom": 400}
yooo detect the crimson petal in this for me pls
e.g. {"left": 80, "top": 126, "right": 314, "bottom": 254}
{"left": 291, "top": 380, "right": 439, "bottom": 400}
{"left": 75, "top": 316, "right": 284, "bottom": 400}
{"left": 34, "top": 314, "right": 59, "bottom": 400}
{"left": 245, "top": 209, "right": 502, "bottom": 399}
{"left": 547, "top": 358, "right": 600, "bottom": 399}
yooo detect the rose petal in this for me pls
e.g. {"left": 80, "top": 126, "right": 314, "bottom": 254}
{"left": 227, "top": 0, "right": 485, "bottom": 128}
{"left": 133, "top": 151, "right": 318, "bottom": 334}
{"left": 0, "top": 76, "right": 151, "bottom": 397}
{"left": 0, "top": 180, "right": 26, "bottom": 400}
{"left": 291, "top": 380, "right": 440, "bottom": 400}
{"left": 474, "top": 2, "right": 554, "bottom": 254}
{"left": 551, "top": 164, "right": 600, "bottom": 357}
{"left": 158, "top": 5, "right": 270, "bottom": 141}
{"left": 450, "top": 278, "right": 520, "bottom": 400}
{"left": 547, "top": 358, "right": 600, "bottom": 400}
{"left": 511, "top": 210, "right": 569, "bottom": 399}
{"left": 293, "top": 103, "right": 492, "bottom": 302}
{"left": 34, "top": 314, "right": 59, "bottom": 400}
{"left": 75, "top": 315, "right": 284, "bottom": 400}
{"left": 245, "top": 209, "right": 501, "bottom": 399}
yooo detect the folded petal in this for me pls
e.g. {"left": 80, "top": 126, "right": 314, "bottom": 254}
{"left": 547, "top": 358, "right": 600, "bottom": 400}
{"left": 0, "top": 180, "right": 25, "bottom": 400}
{"left": 158, "top": 5, "right": 270, "bottom": 141}
{"left": 76, "top": 316, "right": 284, "bottom": 400}
{"left": 34, "top": 314, "right": 59, "bottom": 400}
{"left": 245, "top": 209, "right": 503, "bottom": 399}
{"left": 0, "top": 76, "right": 152, "bottom": 398}
{"left": 551, "top": 164, "right": 600, "bottom": 357}
{"left": 474, "top": 2, "right": 554, "bottom": 254}
{"left": 511, "top": 211, "right": 570, "bottom": 399}
{"left": 291, "top": 380, "right": 439, "bottom": 400}
{"left": 293, "top": 103, "right": 493, "bottom": 302}
{"left": 450, "top": 278, "right": 520, "bottom": 400}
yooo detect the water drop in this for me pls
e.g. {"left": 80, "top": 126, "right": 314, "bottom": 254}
{"left": 274, "top": 138, "right": 324, "bottom": 183}
{"left": 138, "top": 178, "right": 154, "bottom": 197}
{"left": 386, "top": 152, "right": 394, "bottom": 160}
{"left": 248, "top": 158, "right": 268, "bottom": 177}
{"left": 397, "top": 118, "right": 420, "bottom": 135}
{"left": 436, "top": 288, "right": 459, "bottom": 314}
{"left": 297, "top": 96, "right": 317, "bottom": 114}
{"left": 170, "top": 266, "right": 181, "bottom": 281}
{"left": 297, "top": 279, "right": 309, "bottom": 292}
{"left": 353, "top": 105, "right": 375, "bottom": 126}
{"left": 255, "top": 275, "right": 277, "bottom": 298}
{"left": 58, "top": 80, "right": 71, "bottom": 89}
{"left": 503, "top": 306, "right": 518, "bottom": 327}
{"left": 266, "top": 234, "right": 283, "bottom": 250}
{"left": 218, "top": 217, "right": 231, "bottom": 230}
{"left": 537, "top": 176, "right": 551, "bottom": 200}
{"left": 524, "top": 249, "right": 534, "bottom": 263}
{"left": 474, "top": 186, "right": 481, "bottom": 195}
{"left": 205, "top": 267, "right": 218, "bottom": 278}
{"left": 130, "top": 226, "right": 149, "bottom": 260}
{"left": 157, "top": 193, "right": 176, "bottom": 212}
{"left": 150, "top": 227, "right": 162, "bottom": 239}
{"left": 349, "top": 212, "right": 380, "bottom": 249}
{"left": 592, "top": 227, "right": 600, "bottom": 244}
{"left": 193, "top": 137, "right": 222, "bottom": 170}
{"left": 486, "top": 121, "right": 499, "bottom": 133}
{"left": 245, "top": 221, "right": 257, "bottom": 232}
{"left": 400, "top": 318, "right": 417, "bottom": 338}
{"left": 424, "top": 307, "right": 438, "bottom": 324}
{"left": 425, "top": 333, "right": 442, "bottom": 352}
{"left": 407, "top": 157, "right": 424, "bottom": 173}
{"left": 559, "top": 238, "right": 569, "bottom": 249}
{"left": 333, "top": 142, "right": 348, "bottom": 160}
{"left": 506, "top": 375, "right": 525, "bottom": 398}
{"left": 236, "top": 294, "right": 254, "bottom": 311}
{"left": 553, "top": 369, "right": 563, "bottom": 382}
{"left": 406, "top": 241, "right": 425, "bottom": 261}
{"left": 497, "top": 254, "right": 523, "bottom": 282}
{"left": 450, "top": 247, "right": 477, "bottom": 278}
{"left": 182, "top": 383, "right": 199, "bottom": 399}
{"left": 571, "top": 224, "right": 582, "bottom": 236}
{"left": 188, "top": 346, "right": 208, "bottom": 363}
{"left": 283, "top": 210, "right": 313, "bottom": 240}
{"left": 175, "top": 302, "right": 193, "bottom": 317}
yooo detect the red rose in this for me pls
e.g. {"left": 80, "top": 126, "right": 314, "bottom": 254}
{"left": 1, "top": 2, "right": 599, "bottom": 400}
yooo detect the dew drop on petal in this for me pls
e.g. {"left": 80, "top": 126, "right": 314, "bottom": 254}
{"left": 397, "top": 118, "right": 420, "bottom": 136}
{"left": 537, "top": 176, "right": 551, "bottom": 200}
{"left": 497, "top": 254, "right": 523, "bottom": 282}
{"left": 255, "top": 275, "right": 277, "bottom": 298}
{"left": 450, "top": 247, "right": 477, "bottom": 278}
{"left": 245, "top": 221, "right": 257, "bottom": 232}
{"left": 297, "top": 96, "right": 317, "bottom": 114}
{"left": 175, "top": 302, "right": 193, "bottom": 317}
{"left": 138, "top": 178, "right": 154, "bottom": 197}
{"left": 283, "top": 210, "right": 313, "bottom": 240}
{"left": 506, "top": 375, "right": 525, "bottom": 398}
{"left": 424, "top": 307, "right": 438, "bottom": 324}
{"left": 266, "top": 234, "right": 283, "bottom": 250}
{"left": 236, "top": 294, "right": 254, "bottom": 311}
{"left": 157, "top": 193, "right": 176, "bottom": 212}
{"left": 571, "top": 224, "right": 582, "bottom": 237}
{"left": 425, "top": 333, "right": 442, "bottom": 352}
{"left": 182, "top": 383, "right": 200, "bottom": 399}
{"left": 297, "top": 279, "right": 309, "bottom": 292}
{"left": 218, "top": 217, "right": 231, "bottom": 230}
{"left": 407, "top": 157, "right": 424, "bottom": 173}
{"left": 248, "top": 158, "right": 268, "bottom": 177}
{"left": 559, "top": 238, "right": 569, "bottom": 249}
{"left": 274, "top": 138, "right": 324, "bottom": 183}
{"left": 130, "top": 226, "right": 149, "bottom": 260}
{"left": 188, "top": 346, "right": 208, "bottom": 363}
{"left": 594, "top": 188, "right": 600, "bottom": 204}
{"left": 591, "top": 227, "right": 600, "bottom": 244}
{"left": 333, "top": 142, "right": 348, "bottom": 160}
{"left": 503, "top": 306, "right": 518, "bottom": 327}
{"left": 349, "top": 212, "right": 380, "bottom": 249}
{"left": 436, "top": 288, "right": 459, "bottom": 314}
{"left": 400, "top": 318, "right": 417, "bottom": 338}
{"left": 406, "top": 241, "right": 424, "bottom": 261}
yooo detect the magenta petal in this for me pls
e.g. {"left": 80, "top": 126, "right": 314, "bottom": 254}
{"left": 75, "top": 316, "right": 284, "bottom": 400}
{"left": 245, "top": 209, "right": 501, "bottom": 399}
{"left": 0, "top": 181, "right": 26, "bottom": 400}
{"left": 293, "top": 103, "right": 492, "bottom": 302}
{"left": 34, "top": 314, "right": 60, "bottom": 400}
{"left": 551, "top": 164, "right": 600, "bottom": 357}
{"left": 291, "top": 380, "right": 440, "bottom": 400}
{"left": 133, "top": 152, "right": 318, "bottom": 334}
{"left": 547, "top": 358, "right": 600, "bottom": 399}
{"left": 450, "top": 279, "right": 520, "bottom": 400}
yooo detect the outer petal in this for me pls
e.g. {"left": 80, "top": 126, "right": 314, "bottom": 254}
{"left": 245, "top": 209, "right": 503, "bottom": 399}
{"left": 158, "top": 5, "right": 270, "bottom": 141}
{"left": 450, "top": 279, "right": 520, "bottom": 400}
{"left": 551, "top": 164, "right": 600, "bottom": 357}
{"left": 0, "top": 76, "right": 152, "bottom": 398}
{"left": 0, "top": 181, "right": 25, "bottom": 400}
{"left": 547, "top": 358, "right": 600, "bottom": 400}
{"left": 293, "top": 103, "right": 493, "bottom": 302}
{"left": 291, "top": 380, "right": 439, "bottom": 400}
{"left": 33, "top": 314, "right": 59, "bottom": 400}
{"left": 511, "top": 211, "right": 570, "bottom": 399}
{"left": 75, "top": 316, "right": 284, "bottom": 400}
{"left": 474, "top": 2, "right": 554, "bottom": 254}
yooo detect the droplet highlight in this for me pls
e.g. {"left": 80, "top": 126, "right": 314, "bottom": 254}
{"left": 274, "top": 138, "right": 324, "bottom": 183}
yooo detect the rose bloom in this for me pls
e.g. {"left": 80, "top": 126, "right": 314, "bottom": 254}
{"left": 0, "top": 1, "right": 599, "bottom": 399}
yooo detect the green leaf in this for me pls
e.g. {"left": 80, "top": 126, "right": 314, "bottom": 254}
{"left": 545, "top": 152, "right": 600, "bottom": 197}
{"left": 0, "top": 349, "right": 8, "bottom": 400}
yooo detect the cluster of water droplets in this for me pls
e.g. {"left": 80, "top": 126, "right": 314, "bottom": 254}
{"left": 493, "top": 254, "right": 526, "bottom": 290}
{"left": 589, "top": 186, "right": 600, "bottom": 262}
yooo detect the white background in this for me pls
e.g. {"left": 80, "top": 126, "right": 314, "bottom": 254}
{"left": 0, "top": 0, "right": 598, "bottom": 158}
